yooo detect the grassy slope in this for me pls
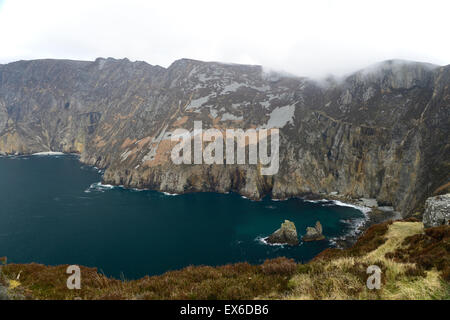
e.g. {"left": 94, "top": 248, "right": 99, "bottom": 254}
{"left": 282, "top": 221, "right": 449, "bottom": 299}
{"left": 1, "top": 221, "right": 449, "bottom": 300}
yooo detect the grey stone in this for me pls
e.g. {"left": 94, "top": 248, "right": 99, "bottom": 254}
{"left": 358, "top": 198, "right": 378, "bottom": 208}
{"left": 267, "top": 220, "right": 299, "bottom": 246}
{"left": 378, "top": 206, "right": 394, "bottom": 212}
{"left": 302, "top": 221, "right": 325, "bottom": 242}
{"left": 0, "top": 58, "right": 448, "bottom": 217}
{"left": 423, "top": 194, "right": 450, "bottom": 228}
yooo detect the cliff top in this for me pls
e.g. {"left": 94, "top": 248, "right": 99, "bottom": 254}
{"left": 1, "top": 220, "right": 448, "bottom": 300}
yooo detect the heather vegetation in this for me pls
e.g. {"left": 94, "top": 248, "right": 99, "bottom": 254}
{"left": 1, "top": 221, "right": 448, "bottom": 300}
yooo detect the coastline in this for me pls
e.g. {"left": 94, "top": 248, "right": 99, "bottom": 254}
{"left": 2, "top": 219, "right": 446, "bottom": 300}
{"left": 1, "top": 151, "right": 400, "bottom": 250}
{"left": 302, "top": 194, "right": 401, "bottom": 248}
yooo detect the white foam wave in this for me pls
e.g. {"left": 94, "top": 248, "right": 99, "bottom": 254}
{"left": 162, "top": 191, "right": 179, "bottom": 196}
{"left": 84, "top": 182, "right": 117, "bottom": 193}
{"left": 241, "top": 195, "right": 259, "bottom": 202}
{"left": 305, "top": 198, "right": 371, "bottom": 247}
{"left": 304, "top": 199, "right": 330, "bottom": 204}
{"left": 131, "top": 187, "right": 149, "bottom": 192}
{"left": 32, "top": 151, "right": 65, "bottom": 156}
{"left": 255, "top": 236, "right": 285, "bottom": 247}
{"left": 333, "top": 200, "right": 370, "bottom": 241}
{"left": 330, "top": 200, "right": 371, "bottom": 214}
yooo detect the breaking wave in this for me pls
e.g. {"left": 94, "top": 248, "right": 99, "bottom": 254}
{"left": 84, "top": 182, "right": 119, "bottom": 193}
{"left": 161, "top": 191, "right": 179, "bottom": 196}
{"left": 255, "top": 236, "right": 285, "bottom": 247}
{"left": 32, "top": 151, "right": 65, "bottom": 156}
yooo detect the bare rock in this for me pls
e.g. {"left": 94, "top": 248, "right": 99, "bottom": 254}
{"left": 302, "top": 221, "right": 325, "bottom": 242}
{"left": 357, "top": 198, "right": 378, "bottom": 208}
{"left": 0, "top": 58, "right": 448, "bottom": 217}
{"left": 423, "top": 193, "right": 450, "bottom": 228}
{"left": 267, "top": 220, "right": 299, "bottom": 246}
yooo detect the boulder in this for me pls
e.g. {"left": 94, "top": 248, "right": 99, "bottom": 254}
{"left": 267, "top": 220, "right": 299, "bottom": 246}
{"left": 357, "top": 198, "right": 378, "bottom": 208}
{"left": 302, "top": 221, "right": 325, "bottom": 242}
{"left": 423, "top": 193, "right": 450, "bottom": 228}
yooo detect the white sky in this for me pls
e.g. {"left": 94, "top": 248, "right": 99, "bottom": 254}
{"left": 0, "top": 0, "right": 449, "bottom": 77}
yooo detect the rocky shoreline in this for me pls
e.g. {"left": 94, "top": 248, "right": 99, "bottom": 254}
{"left": 297, "top": 192, "right": 403, "bottom": 248}
{"left": 255, "top": 192, "right": 399, "bottom": 248}
{"left": 0, "top": 152, "right": 404, "bottom": 250}
{"left": 103, "top": 179, "right": 402, "bottom": 247}
{"left": 2, "top": 58, "right": 449, "bottom": 218}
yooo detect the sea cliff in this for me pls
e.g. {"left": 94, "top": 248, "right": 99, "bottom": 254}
{"left": 0, "top": 58, "right": 449, "bottom": 216}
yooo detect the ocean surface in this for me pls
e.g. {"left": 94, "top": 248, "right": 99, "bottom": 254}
{"left": 0, "top": 154, "right": 366, "bottom": 279}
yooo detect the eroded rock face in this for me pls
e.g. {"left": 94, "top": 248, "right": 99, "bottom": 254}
{"left": 302, "top": 221, "right": 325, "bottom": 242}
{"left": 423, "top": 194, "right": 450, "bottom": 228}
{"left": 267, "top": 220, "right": 299, "bottom": 245}
{"left": 0, "top": 58, "right": 449, "bottom": 216}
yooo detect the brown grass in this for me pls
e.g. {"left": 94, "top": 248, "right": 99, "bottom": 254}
{"left": 314, "top": 220, "right": 393, "bottom": 261}
{"left": 282, "top": 222, "right": 449, "bottom": 300}
{"left": 1, "top": 259, "right": 295, "bottom": 300}
{"left": 1, "top": 222, "right": 448, "bottom": 300}
{"left": 261, "top": 257, "right": 297, "bottom": 276}
{"left": 385, "top": 225, "right": 450, "bottom": 281}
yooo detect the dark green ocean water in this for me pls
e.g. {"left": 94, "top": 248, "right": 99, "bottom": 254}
{"left": 0, "top": 154, "right": 365, "bottom": 279}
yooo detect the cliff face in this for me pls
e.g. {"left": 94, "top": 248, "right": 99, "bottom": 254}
{"left": 0, "top": 58, "right": 449, "bottom": 215}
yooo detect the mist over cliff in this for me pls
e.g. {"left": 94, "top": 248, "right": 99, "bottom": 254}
{"left": 0, "top": 58, "right": 448, "bottom": 215}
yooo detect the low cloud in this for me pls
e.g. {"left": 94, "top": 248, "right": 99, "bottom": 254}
{"left": 0, "top": 0, "right": 449, "bottom": 78}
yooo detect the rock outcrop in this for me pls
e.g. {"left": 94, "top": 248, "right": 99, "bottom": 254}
{"left": 302, "top": 221, "right": 325, "bottom": 242}
{"left": 0, "top": 58, "right": 449, "bottom": 216}
{"left": 423, "top": 193, "right": 450, "bottom": 228}
{"left": 356, "top": 198, "right": 378, "bottom": 208}
{"left": 267, "top": 220, "right": 299, "bottom": 245}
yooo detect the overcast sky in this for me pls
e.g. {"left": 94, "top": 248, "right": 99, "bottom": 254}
{"left": 0, "top": 0, "right": 449, "bottom": 77}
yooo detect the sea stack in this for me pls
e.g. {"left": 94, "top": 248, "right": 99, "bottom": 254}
{"left": 267, "top": 220, "right": 299, "bottom": 246}
{"left": 302, "top": 221, "right": 325, "bottom": 242}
